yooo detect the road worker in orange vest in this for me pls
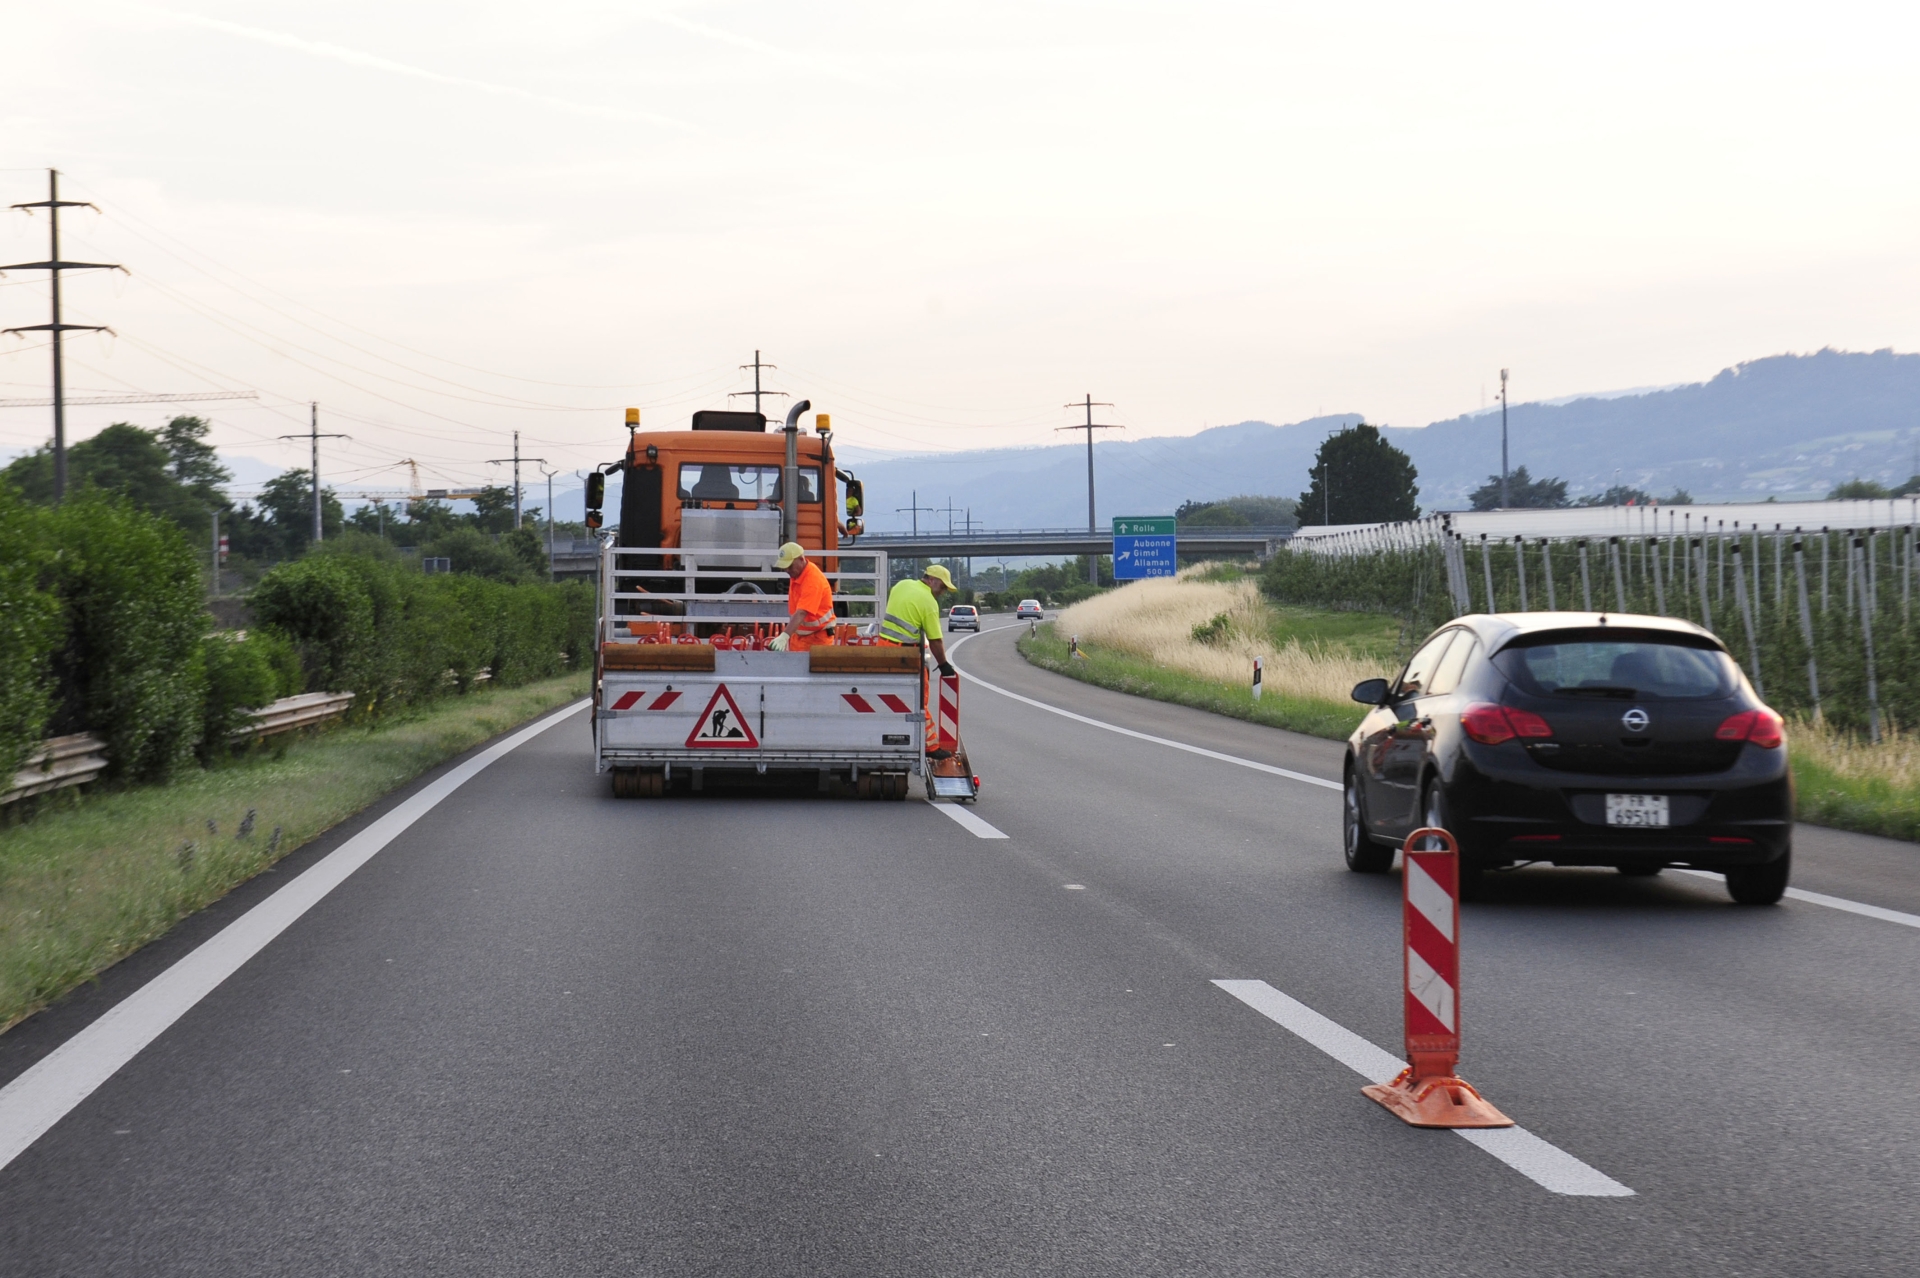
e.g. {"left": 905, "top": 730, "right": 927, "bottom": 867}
{"left": 776, "top": 542, "right": 837, "bottom": 651}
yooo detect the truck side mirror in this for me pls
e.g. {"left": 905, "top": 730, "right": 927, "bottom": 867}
{"left": 844, "top": 477, "right": 864, "bottom": 518}
{"left": 584, "top": 471, "right": 605, "bottom": 530}
{"left": 1350, "top": 678, "right": 1391, "bottom": 705}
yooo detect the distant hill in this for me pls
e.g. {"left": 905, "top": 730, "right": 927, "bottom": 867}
{"left": 200, "top": 348, "right": 1920, "bottom": 533}
{"left": 849, "top": 349, "right": 1920, "bottom": 530}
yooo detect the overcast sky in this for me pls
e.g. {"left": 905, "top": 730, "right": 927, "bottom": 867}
{"left": 4, "top": 1, "right": 1918, "bottom": 495}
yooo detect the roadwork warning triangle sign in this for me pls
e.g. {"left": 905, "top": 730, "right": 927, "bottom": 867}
{"left": 686, "top": 683, "right": 758, "bottom": 749}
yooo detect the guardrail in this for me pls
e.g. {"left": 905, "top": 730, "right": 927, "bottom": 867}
{"left": 232, "top": 691, "right": 356, "bottom": 742}
{"left": 3, "top": 733, "right": 109, "bottom": 806}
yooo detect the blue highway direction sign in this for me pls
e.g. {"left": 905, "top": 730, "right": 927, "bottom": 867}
{"left": 1112, "top": 516, "right": 1177, "bottom": 579}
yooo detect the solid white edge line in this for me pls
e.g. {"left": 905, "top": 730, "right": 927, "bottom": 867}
{"left": 929, "top": 801, "right": 1009, "bottom": 839}
{"left": 946, "top": 628, "right": 1342, "bottom": 792}
{"left": 1672, "top": 869, "right": 1920, "bottom": 931}
{"left": 0, "top": 698, "right": 592, "bottom": 1173}
{"left": 1212, "top": 979, "right": 1634, "bottom": 1198}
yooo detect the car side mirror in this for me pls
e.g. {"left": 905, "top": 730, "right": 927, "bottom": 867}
{"left": 844, "top": 477, "right": 864, "bottom": 518}
{"left": 1351, "top": 678, "right": 1391, "bottom": 705}
{"left": 584, "top": 471, "right": 606, "bottom": 530}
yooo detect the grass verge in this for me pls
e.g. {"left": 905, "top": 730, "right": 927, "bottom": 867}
{"left": 0, "top": 671, "right": 588, "bottom": 1033}
{"left": 1018, "top": 623, "right": 1364, "bottom": 741}
{"left": 1788, "top": 718, "right": 1920, "bottom": 842}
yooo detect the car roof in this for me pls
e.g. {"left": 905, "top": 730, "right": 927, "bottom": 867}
{"left": 1438, "top": 611, "right": 1726, "bottom": 655}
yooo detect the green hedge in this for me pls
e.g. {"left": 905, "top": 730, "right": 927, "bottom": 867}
{"left": 0, "top": 485, "right": 61, "bottom": 781}
{"left": 40, "top": 493, "right": 210, "bottom": 783}
{"left": 250, "top": 551, "right": 593, "bottom": 716}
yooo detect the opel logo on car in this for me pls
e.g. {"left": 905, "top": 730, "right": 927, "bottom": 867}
{"left": 1622, "top": 707, "right": 1651, "bottom": 733}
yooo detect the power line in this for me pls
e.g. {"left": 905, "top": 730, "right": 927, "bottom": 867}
{"left": 0, "top": 169, "right": 124, "bottom": 501}
{"left": 0, "top": 390, "right": 255, "bottom": 408}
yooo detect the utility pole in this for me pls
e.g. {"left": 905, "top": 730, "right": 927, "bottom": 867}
{"left": 486, "top": 432, "right": 548, "bottom": 529}
{"left": 2, "top": 170, "right": 124, "bottom": 503}
{"left": 278, "top": 403, "right": 347, "bottom": 543}
{"left": 730, "top": 349, "right": 788, "bottom": 419}
{"left": 1059, "top": 394, "right": 1123, "bottom": 584}
{"left": 1499, "top": 368, "right": 1511, "bottom": 509}
{"left": 540, "top": 464, "right": 559, "bottom": 580}
{"left": 937, "top": 495, "right": 967, "bottom": 535}
{"left": 896, "top": 489, "right": 936, "bottom": 536}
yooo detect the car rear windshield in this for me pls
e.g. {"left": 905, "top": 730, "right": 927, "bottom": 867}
{"left": 1493, "top": 632, "right": 1736, "bottom": 700}
{"left": 951, "top": 606, "right": 976, "bottom": 615}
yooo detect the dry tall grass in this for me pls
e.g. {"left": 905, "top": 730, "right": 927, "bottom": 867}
{"left": 1053, "top": 575, "right": 1376, "bottom": 704}
{"left": 1790, "top": 715, "right": 1920, "bottom": 789}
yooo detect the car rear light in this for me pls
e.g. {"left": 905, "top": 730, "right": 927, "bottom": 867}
{"left": 1715, "top": 707, "right": 1785, "bottom": 749}
{"left": 1462, "top": 702, "right": 1554, "bottom": 745}
{"left": 1709, "top": 836, "right": 1755, "bottom": 845}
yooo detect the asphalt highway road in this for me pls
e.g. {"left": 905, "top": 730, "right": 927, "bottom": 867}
{"left": 4, "top": 616, "right": 1918, "bottom": 1275}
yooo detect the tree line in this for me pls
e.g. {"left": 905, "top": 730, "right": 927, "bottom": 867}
{"left": 2, "top": 415, "right": 571, "bottom": 586}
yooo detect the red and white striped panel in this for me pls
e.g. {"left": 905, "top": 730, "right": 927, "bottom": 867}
{"left": 841, "top": 693, "right": 915, "bottom": 714}
{"left": 608, "top": 690, "right": 683, "bottom": 712}
{"left": 1401, "top": 839, "right": 1460, "bottom": 1066}
{"left": 936, "top": 674, "right": 961, "bottom": 752}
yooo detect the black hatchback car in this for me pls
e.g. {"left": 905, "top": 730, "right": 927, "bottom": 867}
{"left": 1343, "top": 613, "right": 1793, "bottom": 904}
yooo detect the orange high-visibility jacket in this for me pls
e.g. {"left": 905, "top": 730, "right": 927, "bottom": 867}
{"left": 785, "top": 560, "right": 837, "bottom": 650}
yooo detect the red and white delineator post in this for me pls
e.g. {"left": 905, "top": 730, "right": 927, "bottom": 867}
{"left": 1362, "top": 827, "right": 1514, "bottom": 1128}
{"left": 926, "top": 672, "right": 980, "bottom": 801}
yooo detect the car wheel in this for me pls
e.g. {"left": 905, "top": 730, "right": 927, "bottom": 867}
{"left": 1725, "top": 846, "right": 1791, "bottom": 905}
{"left": 1344, "top": 766, "right": 1394, "bottom": 873}
{"left": 1422, "top": 779, "right": 1485, "bottom": 899}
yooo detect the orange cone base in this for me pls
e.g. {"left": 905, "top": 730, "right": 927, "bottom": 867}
{"left": 1362, "top": 1068, "right": 1515, "bottom": 1129}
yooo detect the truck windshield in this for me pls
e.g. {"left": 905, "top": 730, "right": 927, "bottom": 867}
{"left": 678, "top": 464, "right": 820, "bottom": 504}
{"left": 1493, "top": 635, "right": 1735, "bottom": 700}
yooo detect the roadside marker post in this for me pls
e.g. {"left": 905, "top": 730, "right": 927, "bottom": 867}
{"left": 1362, "top": 827, "right": 1514, "bottom": 1129}
{"left": 1252, "top": 656, "right": 1264, "bottom": 700}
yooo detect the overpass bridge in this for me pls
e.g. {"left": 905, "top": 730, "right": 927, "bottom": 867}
{"left": 544, "top": 526, "right": 1291, "bottom": 577}
{"left": 850, "top": 525, "right": 1292, "bottom": 560}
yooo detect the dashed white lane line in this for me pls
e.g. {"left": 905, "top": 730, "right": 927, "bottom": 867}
{"left": 1212, "top": 979, "right": 1634, "bottom": 1198}
{"left": 930, "top": 800, "right": 1008, "bottom": 839}
{"left": 947, "top": 631, "right": 1340, "bottom": 792}
{"left": 0, "top": 699, "right": 593, "bottom": 1174}
{"left": 1673, "top": 869, "right": 1920, "bottom": 931}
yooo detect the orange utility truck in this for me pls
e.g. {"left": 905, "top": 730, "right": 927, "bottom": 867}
{"left": 584, "top": 399, "right": 976, "bottom": 802}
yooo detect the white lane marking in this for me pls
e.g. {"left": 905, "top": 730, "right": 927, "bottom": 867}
{"left": 930, "top": 801, "right": 1008, "bottom": 839}
{"left": 1212, "top": 979, "right": 1634, "bottom": 1198}
{"left": 0, "top": 699, "right": 591, "bottom": 1174}
{"left": 946, "top": 631, "right": 1341, "bottom": 792}
{"left": 1404, "top": 859, "right": 1454, "bottom": 941}
{"left": 1673, "top": 869, "right": 1920, "bottom": 931}
{"left": 961, "top": 627, "right": 1920, "bottom": 935}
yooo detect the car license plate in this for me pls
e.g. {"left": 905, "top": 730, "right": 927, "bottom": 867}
{"left": 1606, "top": 793, "right": 1669, "bottom": 827}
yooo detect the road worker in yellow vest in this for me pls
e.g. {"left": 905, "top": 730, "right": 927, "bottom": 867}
{"left": 878, "top": 565, "right": 959, "bottom": 754}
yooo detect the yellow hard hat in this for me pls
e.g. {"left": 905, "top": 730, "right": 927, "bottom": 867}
{"left": 774, "top": 542, "right": 806, "bottom": 569}
{"left": 922, "top": 564, "right": 956, "bottom": 590}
